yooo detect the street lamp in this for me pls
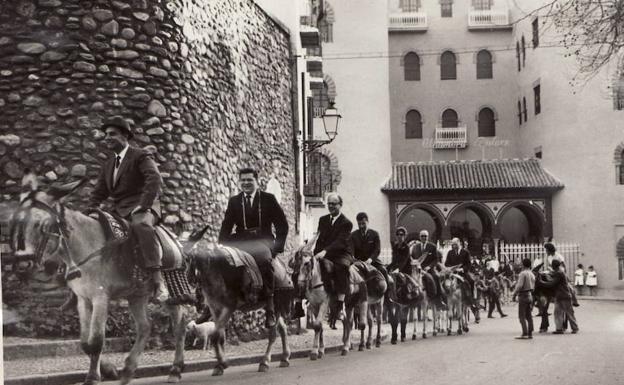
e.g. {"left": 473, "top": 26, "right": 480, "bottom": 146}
{"left": 303, "top": 101, "right": 342, "bottom": 152}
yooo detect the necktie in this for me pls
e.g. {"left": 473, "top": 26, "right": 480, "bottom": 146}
{"left": 113, "top": 155, "right": 121, "bottom": 187}
{"left": 245, "top": 194, "right": 252, "bottom": 208}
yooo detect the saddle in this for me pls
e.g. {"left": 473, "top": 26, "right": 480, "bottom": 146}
{"left": 390, "top": 271, "right": 423, "bottom": 305}
{"left": 319, "top": 259, "right": 365, "bottom": 300}
{"left": 90, "top": 209, "right": 193, "bottom": 303}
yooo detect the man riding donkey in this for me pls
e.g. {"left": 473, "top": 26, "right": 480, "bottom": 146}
{"left": 314, "top": 193, "right": 354, "bottom": 324}
{"left": 411, "top": 230, "right": 446, "bottom": 309}
{"left": 61, "top": 116, "right": 170, "bottom": 307}
{"left": 444, "top": 238, "right": 480, "bottom": 322}
{"left": 217, "top": 167, "right": 289, "bottom": 328}
{"left": 350, "top": 212, "right": 389, "bottom": 283}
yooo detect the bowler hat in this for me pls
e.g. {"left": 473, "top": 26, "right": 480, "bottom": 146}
{"left": 102, "top": 116, "right": 133, "bottom": 139}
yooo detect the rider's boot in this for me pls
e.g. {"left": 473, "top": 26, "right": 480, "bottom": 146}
{"left": 152, "top": 268, "right": 170, "bottom": 302}
{"left": 265, "top": 295, "right": 276, "bottom": 328}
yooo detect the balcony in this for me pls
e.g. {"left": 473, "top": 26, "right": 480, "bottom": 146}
{"left": 468, "top": 9, "right": 511, "bottom": 30}
{"left": 388, "top": 12, "right": 428, "bottom": 32}
{"left": 434, "top": 125, "right": 467, "bottom": 149}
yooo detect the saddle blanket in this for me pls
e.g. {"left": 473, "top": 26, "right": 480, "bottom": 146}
{"left": 215, "top": 246, "right": 293, "bottom": 290}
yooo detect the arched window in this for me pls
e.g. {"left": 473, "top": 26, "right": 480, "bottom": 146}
{"left": 516, "top": 41, "right": 520, "bottom": 71}
{"left": 476, "top": 50, "right": 492, "bottom": 79}
{"left": 404, "top": 52, "right": 421, "bottom": 81}
{"left": 517, "top": 100, "right": 522, "bottom": 125}
{"left": 478, "top": 107, "right": 495, "bottom": 137}
{"left": 521, "top": 35, "right": 526, "bottom": 67}
{"left": 405, "top": 110, "right": 423, "bottom": 138}
{"left": 441, "top": 109, "right": 458, "bottom": 127}
{"left": 304, "top": 151, "right": 334, "bottom": 197}
{"left": 440, "top": 51, "right": 456, "bottom": 80}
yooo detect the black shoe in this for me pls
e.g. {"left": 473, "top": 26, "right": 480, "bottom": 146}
{"left": 65, "top": 265, "right": 82, "bottom": 281}
{"left": 573, "top": 302, "right": 580, "bottom": 307}
{"left": 487, "top": 315, "right": 494, "bottom": 319}
{"left": 501, "top": 314, "right": 508, "bottom": 318}
{"left": 552, "top": 330, "right": 564, "bottom": 334}
{"left": 527, "top": 335, "right": 533, "bottom": 339}
{"left": 293, "top": 301, "right": 305, "bottom": 318}
{"left": 514, "top": 335, "right": 529, "bottom": 340}
{"left": 571, "top": 329, "right": 579, "bottom": 334}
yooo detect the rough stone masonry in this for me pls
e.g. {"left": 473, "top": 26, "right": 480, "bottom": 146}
{"left": 0, "top": 0, "right": 297, "bottom": 249}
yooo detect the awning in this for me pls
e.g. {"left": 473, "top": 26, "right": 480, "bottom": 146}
{"left": 382, "top": 159, "right": 564, "bottom": 192}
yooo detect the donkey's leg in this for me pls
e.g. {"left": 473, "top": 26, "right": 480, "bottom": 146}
{"left": 277, "top": 315, "right": 291, "bottom": 368}
{"left": 317, "top": 300, "right": 328, "bottom": 358}
{"left": 341, "top": 305, "right": 354, "bottom": 356}
{"left": 211, "top": 306, "right": 232, "bottom": 376}
{"left": 358, "top": 300, "right": 368, "bottom": 351}
{"left": 166, "top": 304, "right": 187, "bottom": 383}
{"left": 388, "top": 303, "right": 398, "bottom": 344}
{"left": 259, "top": 315, "right": 277, "bottom": 372}
{"left": 412, "top": 304, "right": 419, "bottom": 340}
{"left": 76, "top": 297, "right": 99, "bottom": 385}
{"left": 399, "top": 307, "right": 407, "bottom": 342}
{"left": 121, "top": 296, "right": 150, "bottom": 385}
{"left": 364, "top": 306, "right": 373, "bottom": 350}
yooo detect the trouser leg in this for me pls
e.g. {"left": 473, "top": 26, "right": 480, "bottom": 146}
{"left": 131, "top": 211, "right": 168, "bottom": 301}
{"left": 554, "top": 300, "right": 565, "bottom": 330}
{"left": 518, "top": 302, "right": 528, "bottom": 336}
{"left": 234, "top": 240, "right": 275, "bottom": 327}
{"left": 562, "top": 299, "right": 578, "bottom": 331}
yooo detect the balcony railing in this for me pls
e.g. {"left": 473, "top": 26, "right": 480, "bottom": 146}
{"left": 434, "top": 125, "right": 467, "bottom": 149}
{"left": 388, "top": 12, "right": 428, "bottom": 32}
{"left": 468, "top": 9, "right": 511, "bottom": 30}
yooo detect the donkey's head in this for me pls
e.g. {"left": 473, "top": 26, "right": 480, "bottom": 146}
{"left": 9, "top": 172, "right": 85, "bottom": 269}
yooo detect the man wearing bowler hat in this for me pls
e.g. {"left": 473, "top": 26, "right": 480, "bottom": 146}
{"left": 88, "top": 115, "right": 169, "bottom": 302}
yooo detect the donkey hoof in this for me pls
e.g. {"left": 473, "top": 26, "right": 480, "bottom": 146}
{"left": 167, "top": 375, "right": 181, "bottom": 383}
{"left": 366, "top": 342, "right": 371, "bottom": 350}
{"left": 279, "top": 360, "right": 290, "bottom": 368}
{"left": 447, "top": 330, "right": 452, "bottom": 336}
{"left": 258, "top": 363, "right": 270, "bottom": 373}
{"left": 433, "top": 332, "right": 437, "bottom": 337}
{"left": 412, "top": 334, "right": 417, "bottom": 340}
{"left": 422, "top": 333, "right": 427, "bottom": 339}
{"left": 458, "top": 329, "right": 463, "bottom": 335}
{"left": 463, "top": 326, "right": 469, "bottom": 332}
{"left": 310, "top": 352, "right": 318, "bottom": 361}
{"left": 400, "top": 337, "right": 405, "bottom": 343}
{"left": 318, "top": 351, "right": 325, "bottom": 359}
{"left": 358, "top": 344, "right": 364, "bottom": 351}
{"left": 83, "top": 378, "right": 100, "bottom": 385}
{"left": 341, "top": 349, "right": 348, "bottom": 356}
{"left": 375, "top": 341, "right": 381, "bottom": 348}
{"left": 212, "top": 367, "right": 224, "bottom": 376}
{"left": 391, "top": 339, "right": 397, "bottom": 345}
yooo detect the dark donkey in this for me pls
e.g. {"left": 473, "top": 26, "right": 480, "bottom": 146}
{"left": 10, "top": 174, "right": 193, "bottom": 385}
{"left": 532, "top": 265, "right": 557, "bottom": 332}
{"left": 187, "top": 239, "right": 294, "bottom": 375}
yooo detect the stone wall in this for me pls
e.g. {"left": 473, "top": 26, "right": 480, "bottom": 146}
{"left": 0, "top": 0, "right": 297, "bottom": 250}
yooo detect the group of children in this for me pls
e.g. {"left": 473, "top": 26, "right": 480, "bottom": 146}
{"left": 573, "top": 264, "right": 598, "bottom": 296}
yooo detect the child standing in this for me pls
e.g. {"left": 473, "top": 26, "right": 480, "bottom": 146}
{"left": 585, "top": 265, "right": 597, "bottom": 296}
{"left": 574, "top": 264, "right": 585, "bottom": 296}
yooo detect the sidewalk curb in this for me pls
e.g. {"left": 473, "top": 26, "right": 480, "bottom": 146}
{"left": 578, "top": 296, "right": 624, "bottom": 302}
{"left": 5, "top": 333, "right": 388, "bottom": 385}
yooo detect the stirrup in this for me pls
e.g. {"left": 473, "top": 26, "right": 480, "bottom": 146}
{"left": 153, "top": 283, "right": 170, "bottom": 303}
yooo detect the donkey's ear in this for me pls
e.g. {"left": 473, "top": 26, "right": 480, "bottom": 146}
{"left": 48, "top": 177, "right": 88, "bottom": 201}
{"left": 20, "top": 170, "right": 39, "bottom": 201}
{"left": 188, "top": 224, "right": 210, "bottom": 243}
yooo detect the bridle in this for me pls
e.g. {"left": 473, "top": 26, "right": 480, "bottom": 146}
{"left": 10, "top": 190, "right": 69, "bottom": 265}
{"left": 299, "top": 254, "right": 324, "bottom": 292}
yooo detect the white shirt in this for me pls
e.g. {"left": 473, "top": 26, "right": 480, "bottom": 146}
{"left": 331, "top": 213, "right": 341, "bottom": 225}
{"left": 113, "top": 144, "right": 129, "bottom": 185}
{"left": 244, "top": 189, "right": 257, "bottom": 205}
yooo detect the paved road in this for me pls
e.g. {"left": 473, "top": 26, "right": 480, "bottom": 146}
{"left": 109, "top": 300, "right": 624, "bottom": 385}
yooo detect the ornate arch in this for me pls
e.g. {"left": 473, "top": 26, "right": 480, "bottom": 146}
{"left": 613, "top": 143, "right": 624, "bottom": 163}
{"left": 313, "top": 146, "right": 341, "bottom": 186}
{"left": 396, "top": 202, "right": 446, "bottom": 242}
{"left": 323, "top": 73, "right": 337, "bottom": 100}
{"left": 496, "top": 200, "right": 546, "bottom": 225}
{"left": 401, "top": 50, "right": 424, "bottom": 66}
{"left": 472, "top": 48, "right": 496, "bottom": 63}
{"left": 474, "top": 105, "right": 499, "bottom": 121}
{"left": 447, "top": 201, "right": 495, "bottom": 228}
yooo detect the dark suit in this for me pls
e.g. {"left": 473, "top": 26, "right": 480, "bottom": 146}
{"left": 411, "top": 241, "right": 441, "bottom": 270}
{"left": 412, "top": 241, "right": 443, "bottom": 300}
{"left": 388, "top": 241, "right": 412, "bottom": 275}
{"left": 315, "top": 213, "right": 353, "bottom": 296}
{"left": 218, "top": 191, "right": 288, "bottom": 297}
{"left": 89, "top": 146, "right": 162, "bottom": 269}
{"left": 218, "top": 191, "right": 288, "bottom": 255}
{"left": 350, "top": 229, "right": 381, "bottom": 264}
{"left": 446, "top": 248, "right": 475, "bottom": 301}
{"left": 89, "top": 146, "right": 162, "bottom": 218}
{"left": 445, "top": 248, "right": 471, "bottom": 272}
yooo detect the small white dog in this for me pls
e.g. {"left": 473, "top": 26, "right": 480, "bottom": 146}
{"left": 185, "top": 320, "right": 217, "bottom": 350}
